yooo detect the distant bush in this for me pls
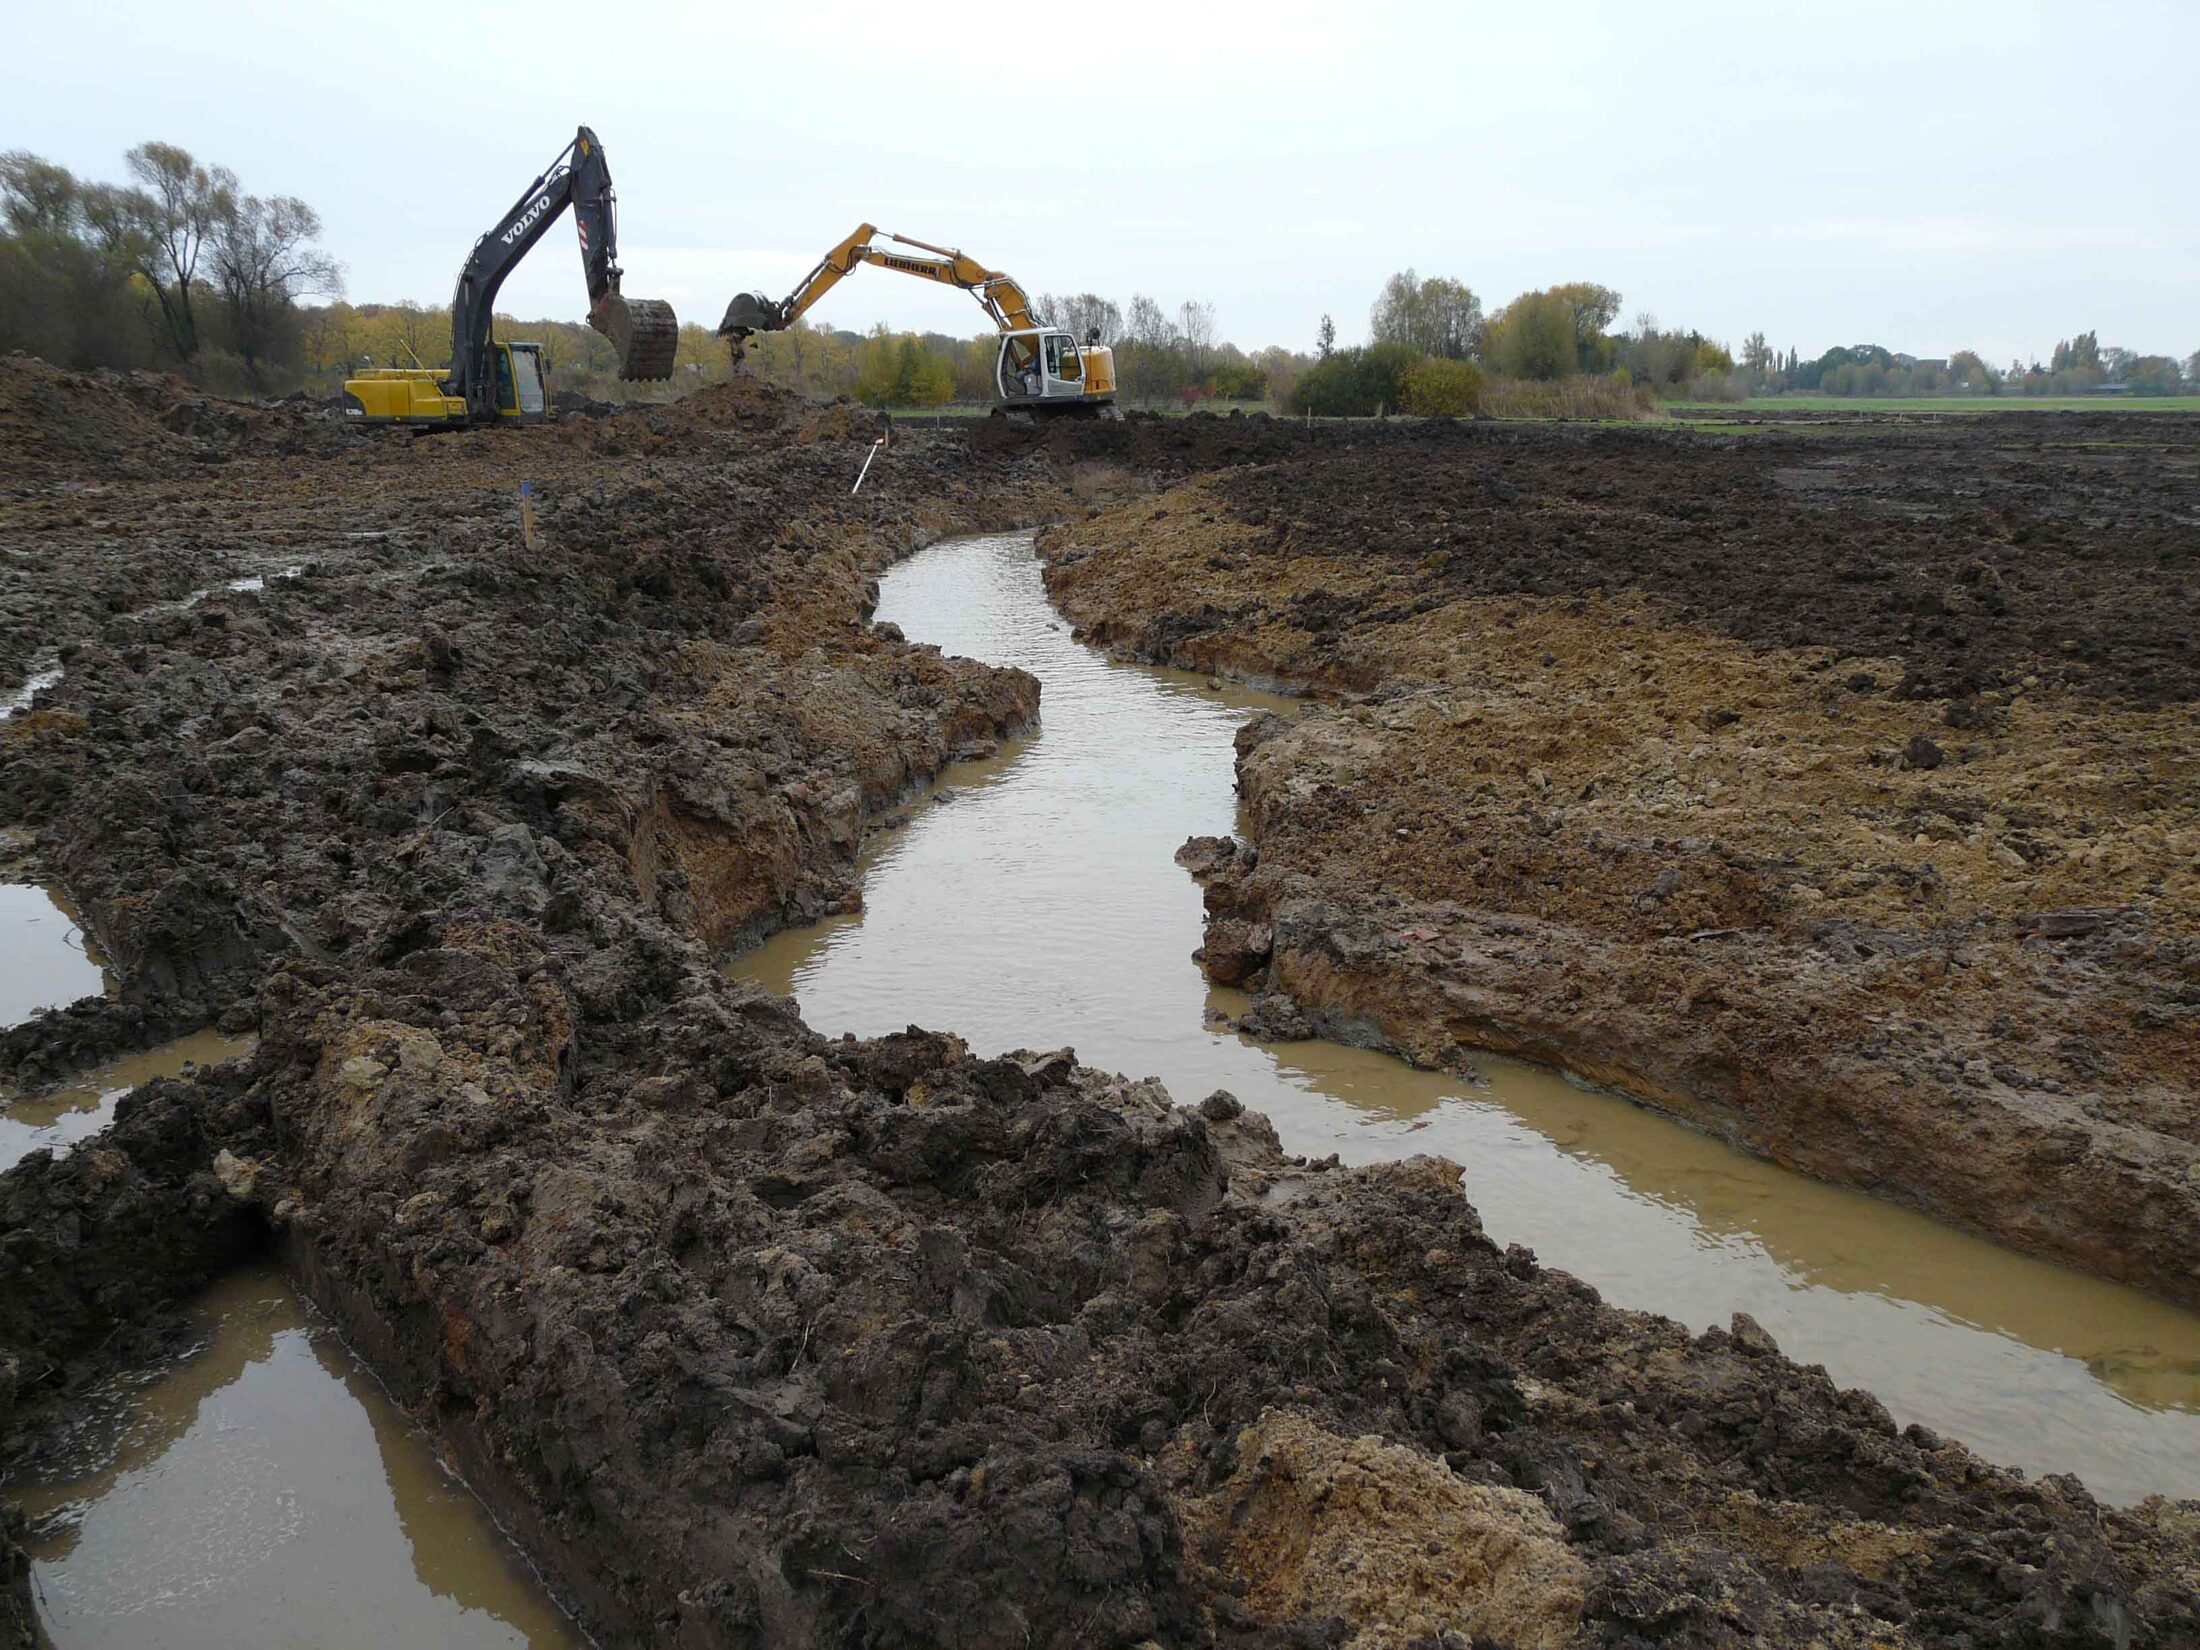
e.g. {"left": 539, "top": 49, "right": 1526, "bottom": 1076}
{"left": 1400, "top": 357, "right": 1484, "bottom": 416}
{"left": 1681, "top": 369, "right": 1750, "bottom": 403}
{"left": 1284, "top": 340, "right": 1419, "bottom": 416}
{"left": 1479, "top": 375, "right": 1660, "bottom": 420}
{"left": 1207, "top": 360, "right": 1268, "bottom": 400}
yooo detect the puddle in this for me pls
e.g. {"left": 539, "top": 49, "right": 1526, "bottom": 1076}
{"left": 2, "top": 656, "right": 64, "bottom": 720}
{"left": 0, "top": 1029, "right": 256, "bottom": 1173}
{"left": 197, "top": 563, "right": 304, "bottom": 601}
{"left": 731, "top": 531, "right": 2200, "bottom": 1505}
{"left": 0, "top": 884, "right": 114, "bottom": 1027}
{"left": 8, "top": 1264, "right": 588, "bottom": 1649}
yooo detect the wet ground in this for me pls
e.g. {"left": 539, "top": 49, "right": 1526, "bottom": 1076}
{"left": 0, "top": 885, "right": 109, "bottom": 1029}
{"left": 0, "top": 1030, "right": 251, "bottom": 1173}
{"left": 6, "top": 362, "right": 2197, "bottom": 1645}
{"left": 736, "top": 532, "right": 2200, "bottom": 1505}
{"left": 10, "top": 1264, "right": 586, "bottom": 1648}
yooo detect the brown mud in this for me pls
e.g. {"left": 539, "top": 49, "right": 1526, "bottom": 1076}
{"left": 1, "top": 369, "right": 2196, "bottom": 1646}
{"left": 1041, "top": 416, "right": 2200, "bottom": 1311}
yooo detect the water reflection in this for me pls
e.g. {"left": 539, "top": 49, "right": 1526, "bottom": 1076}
{"left": 731, "top": 532, "right": 2200, "bottom": 1505}
{"left": 0, "top": 883, "right": 112, "bottom": 1028}
{"left": 8, "top": 1266, "right": 586, "bottom": 1649}
{"left": 0, "top": 1030, "right": 254, "bottom": 1173}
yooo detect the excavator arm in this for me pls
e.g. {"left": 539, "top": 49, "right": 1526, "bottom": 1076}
{"left": 718, "top": 226, "right": 1044, "bottom": 339}
{"left": 446, "top": 126, "right": 677, "bottom": 416}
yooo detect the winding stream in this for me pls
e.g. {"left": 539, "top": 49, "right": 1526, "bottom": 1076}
{"left": 733, "top": 531, "right": 2200, "bottom": 1506}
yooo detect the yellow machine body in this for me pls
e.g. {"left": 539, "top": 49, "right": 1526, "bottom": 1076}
{"left": 343, "top": 342, "right": 549, "bottom": 427}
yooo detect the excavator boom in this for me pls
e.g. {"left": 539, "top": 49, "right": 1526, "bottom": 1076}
{"left": 346, "top": 126, "right": 676, "bottom": 427}
{"left": 449, "top": 126, "right": 677, "bottom": 412}
{"left": 719, "top": 226, "right": 1037, "bottom": 338}
{"left": 717, "top": 224, "right": 1114, "bottom": 416}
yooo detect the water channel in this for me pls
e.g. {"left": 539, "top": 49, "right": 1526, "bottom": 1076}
{"left": 733, "top": 531, "right": 2200, "bottom": 1507}
{"left": 1, "top": 907, "right": 584, "bottom": 1645}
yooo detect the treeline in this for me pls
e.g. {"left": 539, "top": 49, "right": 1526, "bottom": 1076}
{"left": 1753, "top": 334, "right": 2196, "bottom": 398}
{"left": 1285, "top": 272, "right": 1718, "bottom": 417}
{"left": 1, "top": 143, "right": 341, "bottom": 392}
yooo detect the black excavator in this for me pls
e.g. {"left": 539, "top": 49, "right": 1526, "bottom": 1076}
{"left": 343, "top": 126, "right": 677, "bottom": 426}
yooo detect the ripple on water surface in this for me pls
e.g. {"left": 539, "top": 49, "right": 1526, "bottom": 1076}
{"left": 9, "top": 1266, "right": 587, "bottom": 1649}
{"left": 732, "top": 532, "right": 2200, "bottom": 1505}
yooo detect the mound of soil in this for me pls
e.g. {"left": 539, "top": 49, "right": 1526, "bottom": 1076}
{"left": 0, "top": 355, "right": 354, "bottom": 485}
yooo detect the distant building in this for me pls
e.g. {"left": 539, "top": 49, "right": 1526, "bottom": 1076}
{"left": 1891, "top": 352, "right": 1917, "bottom": 368}
{"left": 1913, "top": 359, "right": 1948, "bottom": 374}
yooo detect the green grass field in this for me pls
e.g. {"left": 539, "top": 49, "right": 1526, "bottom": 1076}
{"left": 1669, "top": 395, "right": 2200, "bottom": 414}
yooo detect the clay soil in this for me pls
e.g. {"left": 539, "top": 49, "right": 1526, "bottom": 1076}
{"left": 1042, "top": 414, "right": 2200, "bottom": 1312}
{"left": 2, "top": 365, "right": 2197, "bottom": 1648}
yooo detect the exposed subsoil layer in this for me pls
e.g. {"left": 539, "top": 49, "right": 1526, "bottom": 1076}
{"left": 1, "top": 369, "right": 2196, "bottom": 1646}
{"left": 1041, "top": 415, "right": 2200, "bottom": 1312}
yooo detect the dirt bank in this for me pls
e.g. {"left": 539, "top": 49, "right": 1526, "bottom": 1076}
{"left": 1041, "top": 416, "right": 2200, "bottom": 1308}
{"left": 3, "top": 376, "right": 2197, "bottom": 1645}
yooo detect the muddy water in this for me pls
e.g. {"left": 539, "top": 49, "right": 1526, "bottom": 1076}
{"left": 0, "top": 883, "right": 113, "bottom": 1027}
{"left": 9, "top": 1265, "right": 588, "bottom": 1649}
{"left": 734, "top": 532, "right": 2200, "bottom": 1505}
{"left": 0, "top": 1030, "right": 255, "bottom": 1173}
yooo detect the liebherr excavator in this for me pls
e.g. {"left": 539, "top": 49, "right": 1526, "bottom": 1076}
{"left": 718, "top": 226, "right": 1119, "bottom": 418}
{"left": 344, "top": 127, "right": 677, "bottom": 427}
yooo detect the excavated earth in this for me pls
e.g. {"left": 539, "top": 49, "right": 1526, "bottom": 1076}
{"left": 2, "top": 360, "right": 2197, "bottom": 1647}
{"left": 1041, "top": 414, "right": 2200, "bottom": 1315}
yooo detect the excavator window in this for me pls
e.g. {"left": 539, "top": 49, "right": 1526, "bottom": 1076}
{"left": 1047, "top": 334, "right": 1082, "bottom": 382}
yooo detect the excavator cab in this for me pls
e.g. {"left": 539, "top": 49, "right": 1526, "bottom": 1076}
{"left": 492, "top": 342, "right": 549, "bottom": 422}
{"left": 996, "top": 327, "right": 1116, "bottom": 414}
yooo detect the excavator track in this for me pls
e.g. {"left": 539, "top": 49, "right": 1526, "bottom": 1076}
{"left": 590, "top": 291, "right": 681, "bottom": 381}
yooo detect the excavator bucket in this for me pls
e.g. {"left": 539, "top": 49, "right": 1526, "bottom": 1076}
{"left": 590, "top": 288, "right": 680, "bottom": 380}
{"left": 717, "top": 291, "right": 784, "bottom": 338}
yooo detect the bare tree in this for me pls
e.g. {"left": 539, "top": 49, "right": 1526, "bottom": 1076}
{"left": 1123, "top": 294, "right": 1176, "bottom": 347}
{"left": 1741, "top": 330, "right": 1772, "bottom": 383}
{"left": 210, "top": 191, "right": 342, "bottom": 383}
{"left": 122, "top": 142, "right": 236, "bottom": 362}
{"left": 1177, "top": 299, "right": 1217, "bottom": 370}
{"left": 1369, "top": 269, "right": 1483, "bottom": 359}
{"left": 1037, "top": 291, "right": 1123, "bottom": 346}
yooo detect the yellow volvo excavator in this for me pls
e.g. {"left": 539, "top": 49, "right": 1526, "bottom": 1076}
{"left": 344, "top": 127, "right": 677, "bottom": 427}
{"left": 718, "top": 226, "right": 1119, "bottom": 418}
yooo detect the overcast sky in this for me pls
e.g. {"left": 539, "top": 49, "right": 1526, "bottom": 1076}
{"left": 9, "top": 1, "right": 2194, "bottom": 365}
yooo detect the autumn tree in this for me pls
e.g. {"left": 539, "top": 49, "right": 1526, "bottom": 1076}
{"left": 0, "top": 152, "right": 150, "bottom": 366}
{"left": 1547, "top": 281, "right": 1621, "bottom": 369}
{"left": 1482, "top": 292, "right": 1577, "bottom": 380}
